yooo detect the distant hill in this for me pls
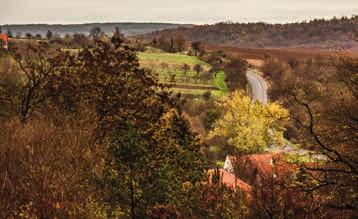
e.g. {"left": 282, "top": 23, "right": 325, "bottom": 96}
{"left": 0, "top": 23, "right": 193, "bottom": 37}
{"left": 141, "top": 16, "right": 358, "bottom": 50}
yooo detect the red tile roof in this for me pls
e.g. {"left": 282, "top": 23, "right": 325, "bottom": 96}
{"left": 0, "top": 34, "right": 9, "bottom": 42}
{"left": 227, "top": 152, "right": 303, "bottom": 185}
{"left": 228, "top": 153, "right": 277, "bottom": 175}
{"left": 208, "top": 168, "right": 252, "bottom": 193}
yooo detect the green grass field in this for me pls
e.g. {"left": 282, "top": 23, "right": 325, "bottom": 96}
{"left": 138, "top": 48, "right": 228, "bottom": 97}
{"left": 138, "top": 52, "right": 208, "bottom": 66}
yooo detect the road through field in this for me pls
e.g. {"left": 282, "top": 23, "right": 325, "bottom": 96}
{"left": 246, "top": 69, "right": 268, "bottom": 104}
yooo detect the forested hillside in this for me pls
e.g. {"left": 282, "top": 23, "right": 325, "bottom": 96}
{"left": 142, "top": 16, "right": 358, "bottom": 50}
{"left": 0, "top": 22, "right": 192, "bottom": 37}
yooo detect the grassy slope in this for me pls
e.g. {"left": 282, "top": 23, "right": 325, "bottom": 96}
{"left": 138, "top": 49, "right": 228, "bottom": 97}
{"left": 138, "top": 52, "right": 208, "bottom": 66}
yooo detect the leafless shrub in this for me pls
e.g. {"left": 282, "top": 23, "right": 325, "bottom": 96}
{"left": 0, "top": 117, "right": 100, "bottom": 218}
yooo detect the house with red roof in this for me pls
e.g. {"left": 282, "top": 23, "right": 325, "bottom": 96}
{"left": 224, "top": 153, "right": 275, "bottom": 174}
{"left": 224, "top": 153, "right": 275, "bottom": 182}
{"left": 207, "top": 168, "right": 252, "bottom": 194}
{"left": 221, "top": 152, "right": 354, "bottom": 217}
{"left": 223, "top": 152, "right": 302, "bottom": 186}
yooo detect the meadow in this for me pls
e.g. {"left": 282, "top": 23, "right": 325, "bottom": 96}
{"left": 138, "top": 48, "right": 228, "bottom": 97}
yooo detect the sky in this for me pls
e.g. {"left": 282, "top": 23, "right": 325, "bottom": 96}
{"left": 1, "top": 0, "right": 357, "bottom": 25}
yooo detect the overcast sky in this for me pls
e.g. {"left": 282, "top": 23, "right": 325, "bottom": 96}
{"left": 1, "top": 0, "right": 357, "bottom": 25}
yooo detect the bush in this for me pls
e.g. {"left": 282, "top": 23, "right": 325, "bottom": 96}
{"left": 202, "top": 91, "right": 212, "bottom": 101}
{"left": 0, "top": 118, "right": 98, "bottom": 218}
{"left": 203, "top": 109, "right": 220, "bottom": 131}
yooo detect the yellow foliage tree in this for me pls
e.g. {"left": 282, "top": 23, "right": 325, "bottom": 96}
{"left": 209, "top": 91, "right": 289, "bottom": 154}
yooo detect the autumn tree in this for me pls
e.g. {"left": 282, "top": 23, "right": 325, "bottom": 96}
{"left": 63, "top": 33, "right": 72, "bottom": 44}
{"left": 200, "top": 70, "right": 212, "bottom": 84}
{"left": 51, "top": 37, "right": 161, "bottom": 140}
{"left": 7, "top": 42, "right": 61, "bottom": 122}
{"left": 282, "top": 57, "right": 358, "bottom": 212}
{"left": 193, "top": 64, "right": 203, "bottom": 76}
{"left": 100, "top": 111, "right": 207, "bottom": 217}
{"left": 262, "top": 54, "right": 357, "bottom": 215}
{"left": 209, "top": 91, "right": 289, "bottom": 154}
{"left": 46, "top": 30, "right": 53, "bottom": 39}
{"left": 203, "top": 109, "right": 220, "bottom": 130}
{"left": 89, "top": 26, "right": 104, "bottom": 39}
{"left": 111, "top": 26, "right": 125, "bottom": 47}
{"left": 102, "top": 108, "right": 204, "bottom": 218}
{"left": 152, "top": 37, "right": 158, "bottom": 46}
{"left": 248, "top": 162, "right": 326, "bottom": 218}
{"left": 62, "top": 35, "right": 207, "bottom": 217}
{"left": 287, "top": 56, "right": 300, "bottom": 69}
{"left": 175, "top": 34, "right": 187, "bottom": 52}
{"left": 170, "top": 37, "right": 175, "bottom": 52}
{"left": 48, "top": 34, "right": 207, "bottom": 215}
{"left": 191, "top": 41, "right": 203, "bottom": 56}
{"left": 181, "top": 63, "right": 190, "bottom": 77}
{"left": 101, "top": 124, "right": 145, "bottom": 218}
{"left": 261, "top": 58, "right": 291, "bottom": 101}
{"left": 25, "top": 32, "right": 32, "bottom": 39}
{"left": 182, "top": 168, "right": 250, "bottom": 218}
{"left": 0, "top": 56, "right": 22, "bottom": 118}
{"left": 223, "top": 58, "right": 248, "bottom": 91}
{"left": 157, "top": 35, "right": 170, "bottom": 52}
{"left": 204, "top": 50, "right": 227, "bottom": 68}
{"left": 167, "top": 70, "right": 176, "bottom": 84}
{"left": 71, "top": 33, "right": 89, "bottom": 47}
{"left": 155, "top": 34, "right": 186, "bottom": 53}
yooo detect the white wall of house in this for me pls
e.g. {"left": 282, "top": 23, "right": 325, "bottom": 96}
{"left": 223, "top": 155, "right": 234, "bottom": 173}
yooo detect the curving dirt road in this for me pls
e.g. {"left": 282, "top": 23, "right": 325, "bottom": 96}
{"left": 246, "top": 69, "right": 268, "bottom": 104}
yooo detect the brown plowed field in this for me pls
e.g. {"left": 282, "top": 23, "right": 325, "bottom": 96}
{"left": 206, "top": 45, "right": 358, "bottom": 61}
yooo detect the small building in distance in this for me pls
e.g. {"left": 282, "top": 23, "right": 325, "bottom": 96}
{"left": 0, "top": 34, "right": 9, "bottom": 50}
